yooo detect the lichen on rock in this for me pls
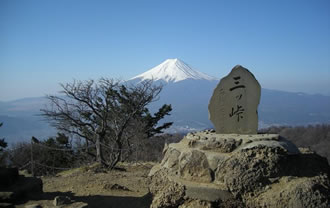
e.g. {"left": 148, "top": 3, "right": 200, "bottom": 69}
{"left": 148, "top": 130, "right": 330, "bottom": 208}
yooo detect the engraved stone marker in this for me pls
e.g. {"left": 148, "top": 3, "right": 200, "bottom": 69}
{"left": 208, "top": 65, "right": 261, "bottom": 134}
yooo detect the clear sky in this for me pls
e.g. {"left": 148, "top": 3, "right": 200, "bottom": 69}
{"left": 1, "top": 0, "right": 329, "bottom": 101}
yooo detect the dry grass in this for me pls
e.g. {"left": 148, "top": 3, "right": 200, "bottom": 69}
{"left": 15, "top": 162, "right": 156, "bottom": 208}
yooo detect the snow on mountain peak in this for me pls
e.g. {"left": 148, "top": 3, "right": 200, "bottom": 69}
{"left": 131, "top": 58, "right": 218, "bottom": 83}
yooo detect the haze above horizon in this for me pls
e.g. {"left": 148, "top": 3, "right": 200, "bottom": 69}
{"left": 1, "top": 0, "right": 330, "bottom": 101}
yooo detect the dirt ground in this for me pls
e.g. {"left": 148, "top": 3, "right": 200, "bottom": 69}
{"left": 14, "top": 162, "right": 155, "bottom": 208}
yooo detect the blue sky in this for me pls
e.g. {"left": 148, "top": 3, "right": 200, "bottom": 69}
{"left": 1, "top": 0, "right": 329, "bottom": 101}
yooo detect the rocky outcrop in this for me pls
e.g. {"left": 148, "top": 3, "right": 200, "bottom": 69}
{"left": 149, "top": 130, "right": 330, "bottom": 208}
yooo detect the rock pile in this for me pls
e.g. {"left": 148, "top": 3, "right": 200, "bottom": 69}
{"left": 149, "top": 131, "right": 330, "bottom": 208}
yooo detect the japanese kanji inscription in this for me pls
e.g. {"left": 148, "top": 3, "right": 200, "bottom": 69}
{"left": 208, "top": 65, "right": 261, "bottom": 134}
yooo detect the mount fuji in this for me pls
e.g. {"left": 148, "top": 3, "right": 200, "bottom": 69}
{"left": 131, "top": 58, "right": 217, "bottom": 83}
{"left": 130, "top": 59, "right": 220, "bottom": 132}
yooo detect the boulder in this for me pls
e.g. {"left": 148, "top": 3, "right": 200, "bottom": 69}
{"left": 149, "top": 130, "right": 330, "bottom": 208}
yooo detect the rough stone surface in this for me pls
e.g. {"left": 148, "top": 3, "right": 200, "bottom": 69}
{"left": 184, "top": 182, "right": 233, "bottom": 202}
{"left": 149, "top": 130, "right": 330, "bottom": 208}
{"left": 179, "top": 150, "right": 212, "bottom": 183}
{"left": 53, "top": 196, "right": 72, "bottom": 206}
{"left": 149, "top": 167, "right": 185, "bottom": 208}
{"left": 161, "top": 148, "right": 180, "bottom": 170}
{"left": 209, "top": 65, "right": 261, "bottom": 134}
{"left": 178, "top": 199, "right": 212, "bottom": 208}
{"left": 245, "top": 175, "right": 330, "bottom": 208}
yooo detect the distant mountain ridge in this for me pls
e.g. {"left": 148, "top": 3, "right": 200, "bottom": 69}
{"left": 1, "top": 59, "right": 330, "bottom": 142}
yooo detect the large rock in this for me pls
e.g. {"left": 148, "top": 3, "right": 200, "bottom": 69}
{"left": 208, "top": 65, "right": 261, "bottom": 134}
{"left": 149, "top": 167, "right": 185, "bottom": 208}
{"left": 179, "top": 150, "right": 212, "bottom": 183}
{"left": 149, "top": 130, "right": 330, "bottom": 208}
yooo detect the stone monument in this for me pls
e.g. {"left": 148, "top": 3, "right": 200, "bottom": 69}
{"left": 208, "top": 65, "right": 261, "bottom": 134}
{"left": 148, "top": 65, "right": 330, "bottom": 208}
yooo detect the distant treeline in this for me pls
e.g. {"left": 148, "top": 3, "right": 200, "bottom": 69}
{"left": 260, "top": 124, "right": 330, "bottom": 163}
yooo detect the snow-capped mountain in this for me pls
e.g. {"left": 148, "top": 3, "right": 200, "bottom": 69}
{"left": 131, "top": 58, "right": 218, "bottom": 83}
{"left": 129, "top": 58, "right": 219, "bottom": 132}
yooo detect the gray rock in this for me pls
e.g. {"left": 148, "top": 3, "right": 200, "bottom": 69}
{"left": 178, "top": 199, "right": 212, "bottom": 208}
{"left": 195, "top": 137, "right": 242, "bottom": 153}
{"left": 240, "top": 136, "right": 300, "bottom": 154}
{"left": 161, "top": 148, "right": 180, "bottom": 170}
{"left": 179, "top": 150, "right": 213, "bottom": 183}
{"left": 185, "top": 183, "right": 233, "bottom": 202}
{"left": 214, "top": 146, "right": 287, "bottom": 195}
{"left": 149, "top": 169, "right": 185, "bottom": 208}
{"left": 53, "top": 196, "right": 72, "bottom": 206}
{"left": 245, "top": 175, "right": 330, "bottom": 208}
{"left": 149, "top": 130, "right": 330, "bottom": 208}
{"left": 208, "top": 65, "right": 261, "bottom": 134}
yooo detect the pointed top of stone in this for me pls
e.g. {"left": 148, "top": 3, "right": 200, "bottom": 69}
{"left": 231, "top": 65, "right": 257, "bottom": 80}
{"left": 208, "top": 65, "right": 261, "bottom": 134}
{"left": 233, "top": 64, "right": 243, "bottom": 69}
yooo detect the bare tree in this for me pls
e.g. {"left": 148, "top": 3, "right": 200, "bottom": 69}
{"left": 41, "top": 78, "right": 172, "bottom": 168}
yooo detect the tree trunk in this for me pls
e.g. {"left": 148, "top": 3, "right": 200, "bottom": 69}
{"left": 95, "top": 135, "right": 105, "bottom": 165}
{"left": 109, "top": 140, "right": 122, "bottom": 169}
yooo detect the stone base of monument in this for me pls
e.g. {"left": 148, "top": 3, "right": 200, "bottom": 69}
{"left": 148, "top": 130, "right": 330, "bottom": 208}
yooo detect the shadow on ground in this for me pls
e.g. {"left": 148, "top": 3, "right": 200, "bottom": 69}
{"left": 14, "top": 191, "right": 152, "bottom": 208}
